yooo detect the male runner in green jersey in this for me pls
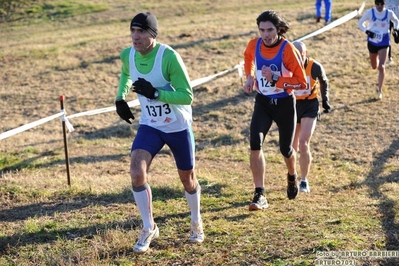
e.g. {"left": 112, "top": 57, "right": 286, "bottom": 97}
{"left": 115, "top": 12, "right": 204, "bottom": 253}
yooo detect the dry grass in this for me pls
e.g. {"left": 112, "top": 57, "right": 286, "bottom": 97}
{"left": 1, "top": 0, "right": 399, "bottom": 265}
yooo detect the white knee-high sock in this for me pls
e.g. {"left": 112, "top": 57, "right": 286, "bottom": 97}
{"left": 185, "top": 185, "right": 201, "bottom": 223}
{"left": 132, "top": 183, "right": 153, "bottom": 230}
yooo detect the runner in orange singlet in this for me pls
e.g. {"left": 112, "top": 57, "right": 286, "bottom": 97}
{"left": 243, "top": 10, "right": 307, "bottom": 210}
{"left": 292, "top": 41, "right": 331, "bottom": 194}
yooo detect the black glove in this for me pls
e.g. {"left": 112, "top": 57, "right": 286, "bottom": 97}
{"left": 115, "top": 99, "right": 134, "bottom": 124}
{"left": 393, "top": 29, "right": 399, "bottom": 44}
{"left": 132, "top": 78, "right": 157, "bottom": 99}
{"left": 366, "top": 30, "right": 375, "bottom": 38}
{"left": 322, "top": 100, "right": 331, "bottom": 113}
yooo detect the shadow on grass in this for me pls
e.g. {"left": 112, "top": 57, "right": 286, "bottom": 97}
{"left": 0, "top": 219, "right": 142, "bottom": 255}
{"left": 362, "top": 139, "right": 399, "bottom": 264}
{"left": 0, "top": 153, "right": 127, "bottom": 174}
{"left": 364, "top": 139, "right": 399, "bottom": 247}
{"left": 324, "top": 138, "right": 399, "bottom": 263}
{"left": 0, "top": 180, "right": 222, "bottom": 222}
{"left": 0, "top": 188, "right": 133, "bottom": 223}
{"left": 0, "top": 179, "right": 245, "bottom": 254}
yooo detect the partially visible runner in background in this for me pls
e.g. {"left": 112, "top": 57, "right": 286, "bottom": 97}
{"left": 292, "top": 41, "right": 331, "bottom": 194}
{"left": 358, "top": 0, "right": 399, "bottom": 100}
{"left": 386, "top": 0, "right": 399, "bottom": 65}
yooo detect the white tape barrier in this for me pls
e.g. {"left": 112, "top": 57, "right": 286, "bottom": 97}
{"left": 0, "top": 99, "right": 141, "bottom": 140}
{"left": 190, "top": 63, "right": 243, "bottom": 88}
{"left": 66, "top": 99, "right": 140, "bottom": 119}
{"left": 0, "top": 112, "right": 64, "bottom": 141}
{"left": 0, "top": 3, "right": 364, "bottom": 141}
{"left": 295, "top": 2, "right": 365, "bottom": 42}
{"left": 62, "top": 100, "right": 141, "bottom": 133}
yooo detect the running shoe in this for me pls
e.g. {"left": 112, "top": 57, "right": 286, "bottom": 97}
{"left": 133, "top": 224, "right": 159, "bottom": 253}
{"left": 376, "top": 89, "right": 382, "bottom": 100}
{"left": 287, "top": 174, "right": 298, "bottom": 200}
{"left": 190, "top": 220, "right": 205, "bottom": 243}
{"left": 299, "top": 179, "right": 310, "bottom": 193}
{"left": 249, "top": 192, "right": 269, "bottom": 211}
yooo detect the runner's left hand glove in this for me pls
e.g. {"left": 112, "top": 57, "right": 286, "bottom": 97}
{"left": 132, "top": 78, "right": 157, "bottom": 99}
{"left": 393, "top": 29, "right": 399, "bottom": 44}
{"left": 322, "top": 100, "right": 331, "bottom": 113}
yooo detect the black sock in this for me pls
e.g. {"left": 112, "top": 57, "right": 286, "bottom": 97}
{"left": 255, "top": 187, "right": 265, "bottom": 195}
{"left": 287, "top": 173, "right": 297, "bottom": 181}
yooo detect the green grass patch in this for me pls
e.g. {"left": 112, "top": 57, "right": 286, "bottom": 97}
{"left": 26, "top": 2, "right": 109, "bottom": 20}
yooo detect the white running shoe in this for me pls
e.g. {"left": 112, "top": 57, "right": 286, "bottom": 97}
{"left": 249, "top": 193, "right": 269, "bottom": 210}
{"left": 376, "top": 89, "right": 382, "bottom": 100}
{"left": 133, "top": 224, "right": 159, "bottom": 253}
{"left": 299, "top": 180, "right": 310, "bottom": 193}
{"left": 387, "top": 58, "right": 393, "bottom": 66}
{"left": 189, "top": 220, "right": 205, "bottom": 243}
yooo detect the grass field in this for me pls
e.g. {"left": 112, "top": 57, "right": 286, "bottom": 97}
{"left": 1, "top": 0, "right": 399, "bottom": 265}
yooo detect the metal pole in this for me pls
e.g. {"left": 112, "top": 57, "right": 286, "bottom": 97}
{"left": 59, "top": 95, "right": 71, "bottom": 187}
